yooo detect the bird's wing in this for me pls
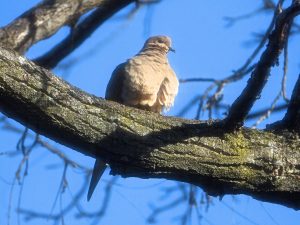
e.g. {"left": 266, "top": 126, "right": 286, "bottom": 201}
{"left": 105, "top": 63, "right": 127, "bottom": 102}
{"left": 156, "top": 68, "right": 179, "bottom": 110}
{"left": 87, "top": 159, "right": 107, "bottom": 201}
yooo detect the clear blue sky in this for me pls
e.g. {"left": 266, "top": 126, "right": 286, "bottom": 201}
{"left": 1, "top": 0, "right": 300, "bottom": 225}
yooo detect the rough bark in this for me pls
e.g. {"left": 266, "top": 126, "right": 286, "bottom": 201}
{"left": 0, "top": 47, "right": 300, "bottom": 210}
{"left": 0, "top": 0, "right": 133, "bottom": 54}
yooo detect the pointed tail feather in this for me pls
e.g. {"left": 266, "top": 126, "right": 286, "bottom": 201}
{"left": 87, "top": 159, "right": 107, "bottom": 201}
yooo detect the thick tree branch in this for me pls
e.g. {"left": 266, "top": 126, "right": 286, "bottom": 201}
{"left": 0, "top": 0, "right": 132, "bottom": 54}
{"left": 224, "top": 2, "right": 300, "bottom": 129}
{"left": 34, "top": 0, "right": 134, "bottom": 69}
{"left": 0, "top": 48, "right": 300, "bottom": 209}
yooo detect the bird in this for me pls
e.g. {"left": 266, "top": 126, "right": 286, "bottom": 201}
{"left": 87, "top": 35, "right": 179, "bottom": 201}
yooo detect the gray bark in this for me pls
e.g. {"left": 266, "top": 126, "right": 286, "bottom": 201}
{"left": 0, "top": 0, "right": 133, "bottom": 53}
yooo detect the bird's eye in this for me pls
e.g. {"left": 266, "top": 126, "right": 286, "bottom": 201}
{"left": 157, "top": 39, "right": 164, "bottom": 43}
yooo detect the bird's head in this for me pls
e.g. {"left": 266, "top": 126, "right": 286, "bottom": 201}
{"left": 142, "top": 35, "right": 175, "bottom": 54}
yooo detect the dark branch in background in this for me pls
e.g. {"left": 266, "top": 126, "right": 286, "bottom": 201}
{"left": 0, "top": 0, "right": 111, "bottom": 54}
{"left": 34, "top": 0, "right": 134, "bottom": 69}
{"left": 224, "top": 1, "right": 299, "bottom": 129}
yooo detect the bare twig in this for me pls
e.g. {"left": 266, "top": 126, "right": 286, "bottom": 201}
{"left": 48, "top": 162, "right": 68, "bottom": 220}
{"left": 251, "top": 91, "right": 282, "bottom": 128}
{"left": 246, "top": 103, "right": 288, "bottom": 119}
{"left": 38, "top": 137, "right": 88, "bottom": 170}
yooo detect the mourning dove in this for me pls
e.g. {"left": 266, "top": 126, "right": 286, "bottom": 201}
{"left": 87, "top": 35, "right": 179, "bottom": 201}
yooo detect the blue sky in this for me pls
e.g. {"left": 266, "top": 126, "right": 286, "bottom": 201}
{"left": 1, "top": 0, "right": 300, "bottom": 225}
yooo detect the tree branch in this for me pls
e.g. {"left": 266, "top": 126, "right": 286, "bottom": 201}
{"left": 0, "top": 0, "right": 133, "bottom": 54}
{"left": 34, "top": 0, "right": 134, "bottom": 69}
{"left": 0, "top": 47, "right": 300, "bottom": 209}
{"left": 224, "top": 1, "right": 300, "bottom": 129}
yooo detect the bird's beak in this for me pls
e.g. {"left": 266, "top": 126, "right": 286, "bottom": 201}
{"left": 169, "top": 47, "right": 175, "bottom": 53}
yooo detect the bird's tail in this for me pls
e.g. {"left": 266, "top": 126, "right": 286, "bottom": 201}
{"left": 87, "top": 159, "right": 107, "bottom": 201}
